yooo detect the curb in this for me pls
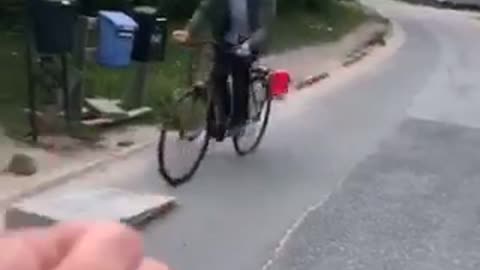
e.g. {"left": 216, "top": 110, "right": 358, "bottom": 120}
{"left": 295, "top": 72, "right": 330, "bottom": 90}
{"left": 293, "top": 19, "right": 392, "bottom": 91}
{"left": 343, "top": 48, "right": 371, "bottom": 67}
{"left": 0, "top": 139, "right": 156, "bottom": 208}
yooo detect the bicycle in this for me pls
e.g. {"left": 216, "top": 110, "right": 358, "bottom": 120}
{"left": 157, "top": 41, "right": 273, "bottom": 187}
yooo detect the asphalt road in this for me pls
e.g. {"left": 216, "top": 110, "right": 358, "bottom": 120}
{"left": 77, "top": 2, "right": 480, "bottom": 270}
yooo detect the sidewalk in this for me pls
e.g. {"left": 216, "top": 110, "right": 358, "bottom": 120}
{"left": 0, "top": 125, "right": 158, "bottom": 207}
{"left": 0, "top": 17, "right": 390, "bottom": 219}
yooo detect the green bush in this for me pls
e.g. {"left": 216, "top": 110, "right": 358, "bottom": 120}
{"left": 0, "top": 0, "right": 24, "bottom": 28}
{"left": 277, "top": 0, "right": 334, "bottom": 13}
{"left": 1, "top": 0, "right": 338, "bottom": 27}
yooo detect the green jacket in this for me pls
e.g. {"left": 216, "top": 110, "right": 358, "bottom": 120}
{"left": 186, "top": 0, "right": 276, "bottom": 53}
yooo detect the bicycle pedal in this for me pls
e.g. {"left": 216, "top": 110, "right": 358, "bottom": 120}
{"left": 227, "top": 126, "right": 246, "bottom": 138}
{"left": 207, "top": 128, "right": 223, "bottom": 142}
{"left": 184, "top": 129, "right": 204, "bottom": 141}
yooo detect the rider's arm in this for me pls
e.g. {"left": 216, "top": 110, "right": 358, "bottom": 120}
{"left": 248, "top": 0, "right": 276, "bottom": 52}
{"left": 186, "top": 0, "right": 215, "bottom": 38}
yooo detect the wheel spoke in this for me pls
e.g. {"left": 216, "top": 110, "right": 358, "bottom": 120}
{"left": 233, "top": 78, "right": 272, "bottom": 155}
{"left": 162, "top": 130, "right": 207, "bottom": 175}
{"left": 158, "top": 89, "right": 210, "bottom": 186}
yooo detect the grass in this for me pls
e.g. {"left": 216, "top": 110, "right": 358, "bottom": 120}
{"left": 0, "top": 32, "right": 30, "bottom": 138}
{"left": 0, "top": 1, "right": 368, "bottom": 140}
{"left": 270, "top": 2, "right": 367, "bottom": 52}
{"left": 84, "top": 42, "right": 194, "bottom": 122}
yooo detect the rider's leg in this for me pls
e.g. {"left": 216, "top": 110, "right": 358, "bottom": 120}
{"left": 231, "top": 55, "right": 251, "bottom": 127}
{"left": 211, "top": 47, "right": 232, "bottom": 139}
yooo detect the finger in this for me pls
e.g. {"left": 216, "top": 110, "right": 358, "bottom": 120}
{"left": 138, "top": 258, "right": 169, "bottom": 270}
{"left": 0, "top": 223, "right": 88, "bottom": 270}
{"left": 54, "top": 222, "right": 143, "bottom": 270}
{"left": 37, "top": 222, "right": 91, "bottom": 266}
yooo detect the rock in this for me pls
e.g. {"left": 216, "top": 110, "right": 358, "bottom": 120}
{"left": 117, "top": 140, "right": 135, "bottom": 148}
{"left": 6, "top": 154, "right": 37, "bottom": 176}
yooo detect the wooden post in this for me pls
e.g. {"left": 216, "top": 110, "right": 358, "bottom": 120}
{"left": 122, "top": 61, "right": 150, "bottom": 110}
{"left": 70, "top": 16, "right": 93, "bottom": 123}
{"left": 25, "top": 29, "right": 38, "bottom": 143}
{"left": 60, "top": 54, "right": 71, "bottom": 131}
{"left": 24, "top": 5, "right": 38, "bottom": 143}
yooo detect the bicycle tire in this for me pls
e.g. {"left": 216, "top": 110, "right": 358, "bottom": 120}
{"left": 158, "top": 90, "right": 210, "bottom": 187}
{"left": 233, "top": 76, "right": 272, "bottom": 156}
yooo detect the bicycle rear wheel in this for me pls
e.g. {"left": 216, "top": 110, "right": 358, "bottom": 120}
{"left": 158, "top": 88, "right": 210, "bottom": 186}
{"left": 233, "top": 75, "right": 272, "bottom": 156}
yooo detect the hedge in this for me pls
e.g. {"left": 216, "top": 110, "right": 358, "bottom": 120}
{"left": 0, "top": 0, "right": 336, "bottom": 29}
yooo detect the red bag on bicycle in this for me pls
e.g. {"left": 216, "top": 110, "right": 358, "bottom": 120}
{"left": 269, "top": 70, "right": 290, "bottom": 98}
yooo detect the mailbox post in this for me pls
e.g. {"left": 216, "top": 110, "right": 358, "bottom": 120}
{"left": 25, "top": 0, "right": 78, "bottom": 141}
{"left": 123, "top": 6, "right": 167, "bottom": 109}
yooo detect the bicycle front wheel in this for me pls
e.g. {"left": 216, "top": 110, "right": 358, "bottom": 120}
{"left": 158, "top": 89, "right": 210, "bottom": 186}
{"left": 233, "top": 76, "right": 272, "bottom": 156}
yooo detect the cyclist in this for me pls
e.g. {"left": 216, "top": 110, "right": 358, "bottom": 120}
{"left": 172, "top": 0, "right": 276, "bottom": 140}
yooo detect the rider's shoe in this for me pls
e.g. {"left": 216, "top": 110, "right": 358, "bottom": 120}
{"left": 183, "top": 128, "right": 204, "bottom": 141}
{"left": 227, "top": 120, "right": 247, "bottom": 138}
{"left": 213, "top": 123, "right": 228, "bottom": 142}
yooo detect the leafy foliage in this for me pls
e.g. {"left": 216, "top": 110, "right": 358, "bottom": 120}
{"left": 1, "top": 0, "right": 337, "bottom": 27}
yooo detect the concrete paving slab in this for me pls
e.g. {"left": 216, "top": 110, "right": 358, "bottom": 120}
{"left": 4, "top": 186, "right": 175, "bottom": 229}
{"left": 85, "top": 98, "right": 128, "bottom": 118}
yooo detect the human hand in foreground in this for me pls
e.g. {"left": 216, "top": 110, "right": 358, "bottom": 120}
{"left": 0, "top": 222, "right": 169, "bottom": 270}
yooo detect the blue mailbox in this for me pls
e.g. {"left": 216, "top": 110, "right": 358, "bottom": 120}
{"left": 97, "top": 11, "right": 138, "bottom": 68}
